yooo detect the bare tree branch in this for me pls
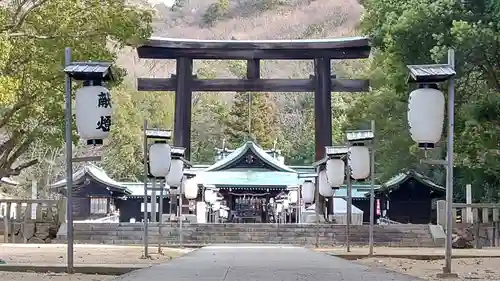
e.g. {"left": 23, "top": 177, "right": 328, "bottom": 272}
{"left": 4, "top": 0, "right": 50, "bottom": 32}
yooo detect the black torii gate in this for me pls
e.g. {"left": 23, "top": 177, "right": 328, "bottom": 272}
{"left": 136, "top": 37, "right": 371, "bottom": 161}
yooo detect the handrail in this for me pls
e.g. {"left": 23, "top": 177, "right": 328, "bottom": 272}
{"left": 378, "top": 217, "right": 401, "bottom": 225}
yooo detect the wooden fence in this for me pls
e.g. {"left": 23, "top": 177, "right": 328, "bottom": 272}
{"left": 0, "top": 199, "right": 66, "bottom": 243}
{"left": 437, "top": 200, "right": 500, "bottom": 247}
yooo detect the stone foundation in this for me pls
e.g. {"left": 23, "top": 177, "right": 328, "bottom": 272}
{"left": 1, "top": 222, "right": 58, "bottom": 243}
{"left": 59, "top": 223, "right": 439, "bottom": 247}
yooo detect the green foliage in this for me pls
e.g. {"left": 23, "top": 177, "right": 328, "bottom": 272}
{"left": 252, "top": 0, "right": 289, "bottom": 12}
{"left": 202, "top": 0, "right": 230, "bottom": 27}
{"left": 350, "top": 0, "right": 500, "bottom": 198}
{"left": 170, "top": 0, "right": 187, "bottom": 12}
{"left": 0, "top": 0, "right": 153, "bottom": 179}
{"left": 217, "top": 60, "right": 281, "bottom": 149}
{"left": 191, "top": 93, "right": 230, "bottom": 163}
{"left": 279, "top": 94, "right": 315, "bottom": 165}
{"left": 222, "top": 92, "right": 280, "bottom": 149}
{"left": 101, "top": 88, "right": 175, "bottom": 181}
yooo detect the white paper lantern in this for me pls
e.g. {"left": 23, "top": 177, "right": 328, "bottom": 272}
{"left": 213, "top": 201, "right": 221, "bottom": 211}
{"left": 75, "top": 86, "right": 113, "bottom": 142}
{"left": 204, "top": 190, "right": 217, "bottom": 203}
{"left": 166, "top": 159, "right": 184, "bottom": 187}
{"left": 349, "top": 146, "right": 370, "bottom": 180}
{"left": 148, "top": 143, "right": 171, "bottom": 177}
{"left": 276, "top": 203, "right": 283, "bottom": 213}
{"left": 204, "top": 190, "right": 213, "bottom": 203}
{"left": 283, "top": 199, "right": 289, "bottom": 210}
{"left": 183, "top": 177, "right": 198, "bottom": 199}
{"left": 318, "top": 170, "right": 334, "bottom": 197}
{"left": 407, "top": 87, "right": 445, "bottom": 148}
{"left": 301, "top": 181, "right": 315, "bottom": 204}
{"left": 326, "top": 158, "right": 345, "bottom": 187}
{"left": 289, "top": 190, "right": 298, "bottom": 203}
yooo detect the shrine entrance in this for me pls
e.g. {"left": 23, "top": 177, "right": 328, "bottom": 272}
{"left": 136, "top": 37, "right": 371, "bottom": 161}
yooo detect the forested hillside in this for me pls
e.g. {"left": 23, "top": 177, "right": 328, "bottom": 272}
{"left": 1, "top": 0, "right": 499, "bottom": 202}
{"left": 102, "top": 0, "right": 368, "bottom": 180}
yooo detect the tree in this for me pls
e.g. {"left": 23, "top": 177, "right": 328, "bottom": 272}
{"left": 350, "top": 0, "right": 500, "bottom": 198}
{"left": 100, "top": 87, "right": 175, "bottom": 181}
{"left": 223, "top": 92, "right": 279, "bottom": 148}
{"left": 221, "top": 60, "right": 280, "bottom": 149}
{"left": 201, "top": 0, "right": 230, "bottom": 27}
{"left": 0, "top": 0, "right": 153, "bottom": 179}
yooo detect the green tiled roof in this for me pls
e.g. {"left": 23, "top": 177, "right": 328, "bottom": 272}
{"left": 195, "top": 169, "right": 304, "bottom": 187}
{"left": 51, "top": 164, "right": 130, "bottom": 195}
{"left": 120, "top": 182, "right": 158, "bottom": 196}
{"left": 376, "top": 171, "right": 444, "bottom": 194}
{"left": 334, "top": 184, "right": 380, "bottom": 198}
{"left": 205, "top": 141, "right": 296, "bottom": 173}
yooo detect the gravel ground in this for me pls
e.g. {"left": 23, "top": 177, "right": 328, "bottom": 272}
{"left": 0, "top": 244, "right": 186, "bottom": 265}
{"left": 0, "top": 244, "right": 189, "bottom": 281}
{"left": 357, "top": 257, "right": 500, "bottom": 281}
{"left": 0, "top": 272, "right": 115, "bottom": 281}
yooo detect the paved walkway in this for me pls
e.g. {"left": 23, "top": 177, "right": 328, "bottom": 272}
{"left": 316, "top": 247, "right": 500, "bottom": 259}
{"left": 114, "top": 245, "right": 423, "bottom": 281}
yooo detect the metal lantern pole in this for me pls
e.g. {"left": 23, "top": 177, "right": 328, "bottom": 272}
{"left": 179, "top": 190, "right": 184, "bottom": 247}
{"left": 158, "top": 179, "right": 164, "bottom": 254}
{"left": 369, "top": 120, "right": 376, "bottom": 256}
{"left": 64, "top": 47, "right": 74, "bottom": 274}
{"left": 444, "top": 49, "right": 455, "bottom": 275}
{"left": 406, "top": 49, "right": 456, "bottom": 277}
{"left": 345, "top": 142, "right": 352, "bottom": 253}
{"left": 142, "top": 119, "right": 149, "bottom": 258}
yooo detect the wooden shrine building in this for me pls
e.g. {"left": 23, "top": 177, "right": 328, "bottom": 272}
{"left": 373, "top": 171, "right": 445, "bottom": 224}
{"left": 192, "top": 141, "right": 305, "bottom": 223}
{"left": 51, "top": 164, "right": 131, "bottom": 221}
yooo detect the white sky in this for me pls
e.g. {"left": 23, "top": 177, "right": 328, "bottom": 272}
{"left": 147, "top": 0, "right": 175, "bottom": 6}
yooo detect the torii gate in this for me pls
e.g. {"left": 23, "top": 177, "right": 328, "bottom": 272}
{"left": 136, "top": 37, "right": 371, "bottom": 160}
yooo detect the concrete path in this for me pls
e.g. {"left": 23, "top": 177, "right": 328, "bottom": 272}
{"left": 114, "top": 244, "right": 423, "bottom": 281}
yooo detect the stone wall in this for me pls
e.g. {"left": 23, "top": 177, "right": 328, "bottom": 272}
{"left": 1, "top": 222, "right": 58, "bottom": 243}
{"left": 60, "top": 223, "right": 439, "bottom": 247}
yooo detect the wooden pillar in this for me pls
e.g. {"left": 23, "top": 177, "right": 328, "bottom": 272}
{"left": 313, "top": 58, "right": 332, "bottom": 161}
{"left": 173, "top": 57, "right": 193, "bottom": 159}
{"left": 246, "top": 59, "right": 260, "bottom": 140}
{"left": 247, "top": 59, "right": 260, "bottom": 79}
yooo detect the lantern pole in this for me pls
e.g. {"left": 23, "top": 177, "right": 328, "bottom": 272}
{"left": 142, "top": 119, "right": 150, "bottom": 258}
{"left": 444, "top": 49, "right": 455, "bottom": 275}
{"left": 64, "top": 47, "right": 74, "bottom": 274}
{"left": 158, "top": 179, "right": 164, "bottom": 254}
{"left": 345, "top": 141, "right": 352, "bottom": 253}
{"left": 369, "top": 120, "right": 375, "bottom": 256}
{"left": 179, "top": 184, "right": 183, "bottom": 248}
{"left": 406, "top": 49, "right": 456, "bottom": 278}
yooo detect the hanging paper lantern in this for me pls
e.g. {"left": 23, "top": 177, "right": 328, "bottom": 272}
{"left": 301, "top": 181, "right": 315, "bottom": 204}
{"left": 183, "top": 177, "right": 198, "bottom": 199}
{"left": 166, "top": 159, "right": 184, "bottom": 187}
{"left": 213, "top": 201, "right": 221, "bottom": 211}
{"left": 407, "top": 87, "right": 445, "bottom": 149}
{"left": 289, "top": 190, "right": 298, "bottom": 203}
{"left": 75, "top": 86, "right": 113, "bottom": 144}
{"left": 326, "top": 158, "right": 345, "bottom": 187}
{"left": 204, "top": 190, "right": 214, "bottom": 203}
{"left": 318, "top": 170, "right": 334, "bottom": 197}
{"left": 349, "top": 146, "right": 370, "bottom": 180}
{"left": 283, "top": 199, "right": 290, "bottom": 210}
{"left": 276, "top": 203, "right": 283, "bottom": 213}
{"left": 148, "top": 143, "right": 171, "bottom": 178}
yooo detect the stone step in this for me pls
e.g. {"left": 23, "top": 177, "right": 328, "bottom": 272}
{"left": 62, "top": 223, "right": 437, "bottom": 248}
